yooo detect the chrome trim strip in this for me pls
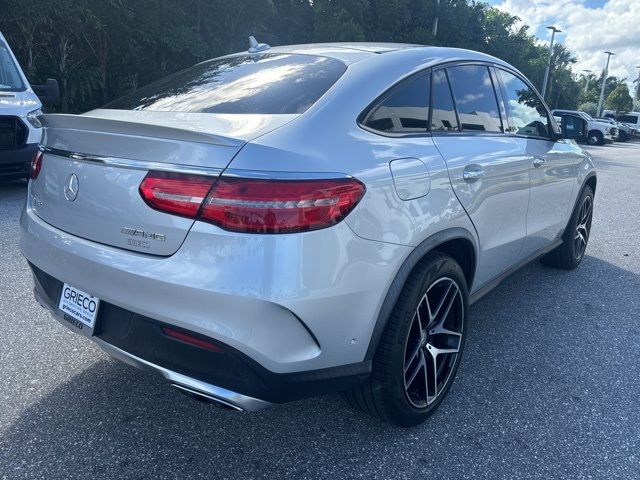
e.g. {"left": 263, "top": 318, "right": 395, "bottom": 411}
{"left": 95, "top": 338, "right": 272, "bottom": 412}
{"left": 39, "top": 146, "right": 223, "bottom": 177}
{"left": 222, "top": 168, "right": 353, "bottom": 181}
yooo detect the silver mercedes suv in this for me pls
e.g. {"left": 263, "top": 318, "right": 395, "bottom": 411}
{"left": 21, "top": 42, "right": 596, "bottom": 427}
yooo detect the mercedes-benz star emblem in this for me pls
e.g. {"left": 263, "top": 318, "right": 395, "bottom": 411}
{"left": 64, "top": 173, "right": 79, "bottom": 202}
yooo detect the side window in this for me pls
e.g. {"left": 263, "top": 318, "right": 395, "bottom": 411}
{"left": 431, "top": 70, "right": 459, "bottom": 131}
{"left": 363, "top": 74, "right": 430, "bottom": 134}
{"left": 498, "top": 69, "right": 551, "bottom": 139}
{"left": 447, "top": 65, "right": 503, "bottom": 133}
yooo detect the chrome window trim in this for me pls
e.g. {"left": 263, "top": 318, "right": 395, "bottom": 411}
{"left": 39, "top": 146, "right": 223, "bottom": 177}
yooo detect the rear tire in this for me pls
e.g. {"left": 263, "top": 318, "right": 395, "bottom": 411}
{"left": 541, "top": 185, "right": 594, "bottom": 270}
{"left": 343, "top": 253, "right": 468, "bottom": 427}
{"left": 587, "top": 131, "right": 604, "bottom": 146}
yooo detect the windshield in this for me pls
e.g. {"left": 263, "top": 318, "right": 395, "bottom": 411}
{"left": 104, "top": 53, "right": 347, "bottom": 114}
{"left": 0, "top": 44, "right": 25, "bottom": 91}
{"left": 580, "top": 112, "right": 593, "bottom": 121}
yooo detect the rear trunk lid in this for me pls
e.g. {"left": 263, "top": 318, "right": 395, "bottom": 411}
{"left": 30, "top": 110, "right": 296, "bottom": 255}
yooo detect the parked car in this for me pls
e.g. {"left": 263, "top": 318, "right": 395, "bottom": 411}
{"left": 0, "top": 31, "right": 58, "bottom": 180}
{"left": 21, "top": 42, "right": 596, "bottom": 427}
{"left": 552, "top": 109, "right": 616, "bottom": 145}
{"left": 611, "top": 111, "right": 640, "bottom": 138}
{"left": 595, "top": 117, "right": 631, "bottom": 142}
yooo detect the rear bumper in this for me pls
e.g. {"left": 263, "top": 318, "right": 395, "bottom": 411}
{"left": 20, "top": 195, "right": 410, "bottom": 399}
{"left": 0, "top": 142, "right": 36, "bottom": 178}
{"left": 30, "top": 262, "right": 370, "bottom": 405}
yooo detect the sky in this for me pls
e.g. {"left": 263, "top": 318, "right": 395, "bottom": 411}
{"left": 486, "top": 0, "right": 640, "bottom": 95}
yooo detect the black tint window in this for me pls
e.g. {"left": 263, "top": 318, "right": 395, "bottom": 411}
{"left": 431, "top": 70, "right": 459, "bottom": 131}
{"left": 364, "top": 75, "right": 430, "bottom": 134}
{"left": 617, "top": 115, "right": 639, "bottom": 124}
{"left": 103, "top": 54, "right": 346, "bottom": 114}
{"left": 498, "top": 69, "right": 550, "bottom": 138}
{"left": 447, "top": 65, "right": 502, "bottom": 133}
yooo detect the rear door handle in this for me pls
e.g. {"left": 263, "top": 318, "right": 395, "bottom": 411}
{"left": 463, "top": 166, "right": 485, "bottom": 182}
{"left": 533, "top": 156, "right": 546, "bottom": 168}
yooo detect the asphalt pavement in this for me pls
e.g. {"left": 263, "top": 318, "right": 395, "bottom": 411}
{"left": 1, "top": 142, "right": 639, "bottom": 480}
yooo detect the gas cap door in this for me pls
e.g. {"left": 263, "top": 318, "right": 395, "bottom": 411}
{"left": 389, "top": 157, "right": 431, "bottom": 201}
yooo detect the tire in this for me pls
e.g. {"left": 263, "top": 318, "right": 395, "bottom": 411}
{"left": 587, "top": 131, "right": 604, "bottom": 146}
{"left": 342, "top": 253, "right": 468, "bottom": 427}
{"left": 541, "top": 185, "right": 594, "bottom": 270}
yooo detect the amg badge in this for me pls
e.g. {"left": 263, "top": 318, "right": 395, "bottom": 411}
{"left": 121, "top": 227, "right": 166, "bottom": 242}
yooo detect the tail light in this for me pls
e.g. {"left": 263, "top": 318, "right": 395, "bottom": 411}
{"left": 30, "top": 150, "right": 43, "bottom": 180}
{"left": 139, "top": 172, "right": 216, "bottom": 218}
{"left": 139, "top": 172, "right": 365, "bottom": 234}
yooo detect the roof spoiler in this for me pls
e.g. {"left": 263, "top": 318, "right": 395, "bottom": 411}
{"left": 39, "top": 113, "right": 244, "bottom": 148}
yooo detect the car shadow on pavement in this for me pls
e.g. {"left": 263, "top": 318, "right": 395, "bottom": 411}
{"left": 2, "top": 256, "right": 640, "bottom": 479}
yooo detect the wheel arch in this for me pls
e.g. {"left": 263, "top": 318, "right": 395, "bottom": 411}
{"left": 364, "top": 228, "right": 477, "bottom": 361}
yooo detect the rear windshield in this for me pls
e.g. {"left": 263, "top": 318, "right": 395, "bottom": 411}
{"left": 104, "top": 53, "right": 347, "bottom": 114}
{"left": 0, "top": 44, "right": 25, "bottom": 91}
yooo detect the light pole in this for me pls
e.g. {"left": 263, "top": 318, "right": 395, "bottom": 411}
{"left": 432, "top": 0, "right": 440, "bottom": 37}
{"left": 582, "top": 69, "right": 592, "bottom": 94}
{"left": 597, "top": 51, "right": 615, "bottom": 116}
{"left": 541, "top": 26, "right": 561, "bottom": 100}
{"left": 635, "top": 66, "right": 640, "bottom": 99}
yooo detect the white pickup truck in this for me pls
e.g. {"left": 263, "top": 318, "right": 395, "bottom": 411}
{"left": 551, "top": 109, "right": 617, "bottom": 146}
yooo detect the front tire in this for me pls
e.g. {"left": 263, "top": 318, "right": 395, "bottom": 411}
{"left": 587, "top": 131, "right": 604, "bottom": 146}
{"left": 343, "top": 253, "right": 468, "bottom": 427}
{"left": 541, "top": 185, "right": 594, "bottom": 269}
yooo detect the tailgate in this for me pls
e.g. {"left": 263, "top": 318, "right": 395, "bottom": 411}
{"left": 29, "top": 111, "right": 288, "bottom": 256}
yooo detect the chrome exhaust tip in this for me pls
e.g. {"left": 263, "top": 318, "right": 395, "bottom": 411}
{"left": 171, "top": 384, "right": 245, "bottom": 411}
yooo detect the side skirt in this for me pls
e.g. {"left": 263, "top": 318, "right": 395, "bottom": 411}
{"left": 469, "top": 238, "right": 563, "bottom": 305}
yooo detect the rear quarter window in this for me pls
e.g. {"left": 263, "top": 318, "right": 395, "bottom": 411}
{"left": 103, "top": 54, "right": 347, "bottom": 114}
{"left": 362, "top": 74, "right": 431, "bottom": 134}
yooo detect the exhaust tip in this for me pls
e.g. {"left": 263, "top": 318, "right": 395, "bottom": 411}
{"left": 171, "top": 384, "right": 244, "bottom": 411}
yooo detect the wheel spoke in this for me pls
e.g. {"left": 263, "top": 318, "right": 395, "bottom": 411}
{"left": 405, "top": 350, "right": 426, "bottom": 388}
{"left": 404, "top": 341, "right": 422, "bottom": 375}
{"left": 428, "top": 281, "right": 458, "bottom": 328}
{"left": 415, "top": 295, "right": 427, "bottom": 331}
{"left": 581, "top": 198, "right": 592, "bottom": 224}
{"left": 426, "top": 342, "right": 460, "bottom": 357}
{"left": 424, "top": 345, "right": 438, "bottom": 403}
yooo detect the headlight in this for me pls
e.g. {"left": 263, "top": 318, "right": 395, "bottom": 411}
{"left": 26, "top": 109, "right": 43, "bottom": 128}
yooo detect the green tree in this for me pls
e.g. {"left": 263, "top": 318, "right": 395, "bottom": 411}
{"left": 0, "top": 0, "right": 600, "bottom": 114}
{"left": 578, "top": 101, "right": 598, "bottom": 116}
{"left": 605, "top": 84, "right": 633, "bottom": 114}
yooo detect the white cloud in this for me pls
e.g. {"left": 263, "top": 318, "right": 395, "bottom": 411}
{"left": 494, "top": 0, "right": 640, "bottom": 97}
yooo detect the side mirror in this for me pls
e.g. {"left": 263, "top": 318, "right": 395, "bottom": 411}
{"left": 558, "top": 114, "right": 587, "bottom": 142}
{"left": 31, "top": 78, "right": 60, "bottom": 106}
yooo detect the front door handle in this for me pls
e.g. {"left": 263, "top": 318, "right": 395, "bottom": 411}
{"left": 533, "top": 156, "right": 546, "bottom": 168}
{"left": 463, "top": 165, "right": 485, "bottom": 182}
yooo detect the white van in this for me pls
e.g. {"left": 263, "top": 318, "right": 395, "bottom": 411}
{"left": 0, "top": 31, "right": 58, "bottom": 180}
